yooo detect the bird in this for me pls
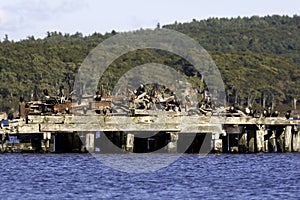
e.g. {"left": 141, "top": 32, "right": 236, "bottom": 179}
{"left": 245, "top": 107, "right": 251, "bottom": 115}
{"left": 285, "top": 110, "right": 291, "bottom": 119}
{"left": 263, "top": 109, "right": 270, "bottom": 117}
{"left": 271, "top": 110, "right": 279, "bottom": 117}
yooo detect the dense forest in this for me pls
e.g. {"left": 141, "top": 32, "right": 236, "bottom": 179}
{"left": 0, "top": 15, "right": 299, "bottom": 113}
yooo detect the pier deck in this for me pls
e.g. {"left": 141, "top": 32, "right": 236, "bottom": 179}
{"left": 1, "top": 113, "right": 300, "bottom": 153}
{"left": 23, "top": 114, "right": 300, "bottom": 133}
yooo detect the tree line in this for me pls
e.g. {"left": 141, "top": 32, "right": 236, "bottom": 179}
{"left": 0, "top": 15, "right": 299, "bottom": 113}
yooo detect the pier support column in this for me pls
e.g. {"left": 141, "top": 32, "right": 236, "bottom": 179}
{"left": 1, "top": 129, "right": 9, "bottom": 152}
{"left": 284, "top": 126, "right": 292, "bottom": 152}
{"left": 167, "top": 132, "right": 178, "bottom": 153}
{"left": 292, "top": 130, "right": 300, "bottom": 152}
{"left": 263, "top": 130, "right": 268, "bottom": 152}
{"left": 85, "top": 132, "right": 95, "bottom": 153}
{"left": 256, "top": 126, "right": 265, "bottom": 152}
{"left": 212, "top": 133, "right": 222, "bottom": 153}
{"left": 248, "top": 129, "right": 256, "bottom": 153}
{"left": 42, "top": 132, "right": 51, "bottom": 152}
{"left": 277, "top": 128, "right": 285, "bottom": 152}
{"left": 269, "top": 130, "right": 277, "bottom": 152}
{"left": 238, "top": 132, "right": 247, "bottom": 153}
{"left": 125, "top": 133, "right": 134, "bottom": 152}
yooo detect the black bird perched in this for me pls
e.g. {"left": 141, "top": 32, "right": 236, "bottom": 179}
{"left": 43, "top": 89, "right": 49, "bottom": 96}
{"left": 263, "top": 109, "right": 270, "bottom": 117}
{"left": 271, "top": 110, "right": 279, "bottom": 117}
{"left": 137, "top": 84, "right": 146, "bottom": 96}
{"left": 285, "top": 110, "right": 291, "bottom": 119}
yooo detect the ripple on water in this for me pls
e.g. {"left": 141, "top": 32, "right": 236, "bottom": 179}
{"left": 0, "top": 153, "right": 299, "bottom": 199}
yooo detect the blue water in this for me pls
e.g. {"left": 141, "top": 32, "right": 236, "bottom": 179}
{"left": 0, "top": 153, "right": 299, "bottom": 199}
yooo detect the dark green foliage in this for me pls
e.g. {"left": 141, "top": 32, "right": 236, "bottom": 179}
{"left": 0, "top": 15, "right": 300, "bottom": 112}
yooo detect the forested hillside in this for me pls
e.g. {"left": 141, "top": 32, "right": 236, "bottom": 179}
{"left": 0, "top": 15, "right": 299, "bottom": 113}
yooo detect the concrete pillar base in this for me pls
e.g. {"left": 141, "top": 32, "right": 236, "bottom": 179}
{"left": 292, "top": 131, "right": 300, "bottom": 152}
{"left": 167, "top": 132, "right": 178, "bottom": 153}
{"left": 256, "top": 129, "right": 265, "bottom": 152}
{"left": 284, "top": 126, "right": 292, "bottom": 152}
{"left": 238, "top": 132, "right": 247, "bottom": 153}
{"left": 248, "top": 130, "right": 255, "bottom": 153}
{"left": 126, "top": 133, "right": 134, "bottom": 152}
{"left": 85, "top": 132, "right": 95, "bottom": 153}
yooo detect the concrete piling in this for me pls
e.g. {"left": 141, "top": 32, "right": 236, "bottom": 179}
{"left": 238, "top": 132, "right": 247, "bottom": 153}
{"left": 212, "top": 133, "right": 223, "bottom": 153}
{"left": 284, "top": 126, "right": 292, "bottom": 152}
{"left": 167, "top": 132, "right": 178, "bottom": 153}
{"left": 42, "top": 132, "right": 51, "bottom": 152}
{"left": 248, "top": 129, "right": 256, "bottom": 153}
{"left": 126, "top": 133, "right": 134, "bottom": 152}
{"left": 85, "top": 132, "right": 95, "bottom": 153}
{"left": 256, "top": 128, "right": 265, "bottom": 152}
{"left": 292, "top": 130, "right": 300, "bottom": 152}
{"left": 269, "top": 130, "right": 277, "bottom": 152}
{"left": 277, "top": 128, "right": 285, "bottom": 152}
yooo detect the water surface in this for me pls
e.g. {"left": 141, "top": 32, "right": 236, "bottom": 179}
{"left": 0, "top": 153, "right": 299, "bottom": 199}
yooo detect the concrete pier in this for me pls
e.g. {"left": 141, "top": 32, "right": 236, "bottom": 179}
{"left": 0, "top": 114, "right": 299, "bottom": 153}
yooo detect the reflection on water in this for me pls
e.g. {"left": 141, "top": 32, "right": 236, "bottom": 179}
{"left": 0, "top": 153, "right": 299, "bottom": 199}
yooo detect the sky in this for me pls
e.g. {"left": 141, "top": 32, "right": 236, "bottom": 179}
{"left": 0, "top": 0, "right": 300, "bottom": 41}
